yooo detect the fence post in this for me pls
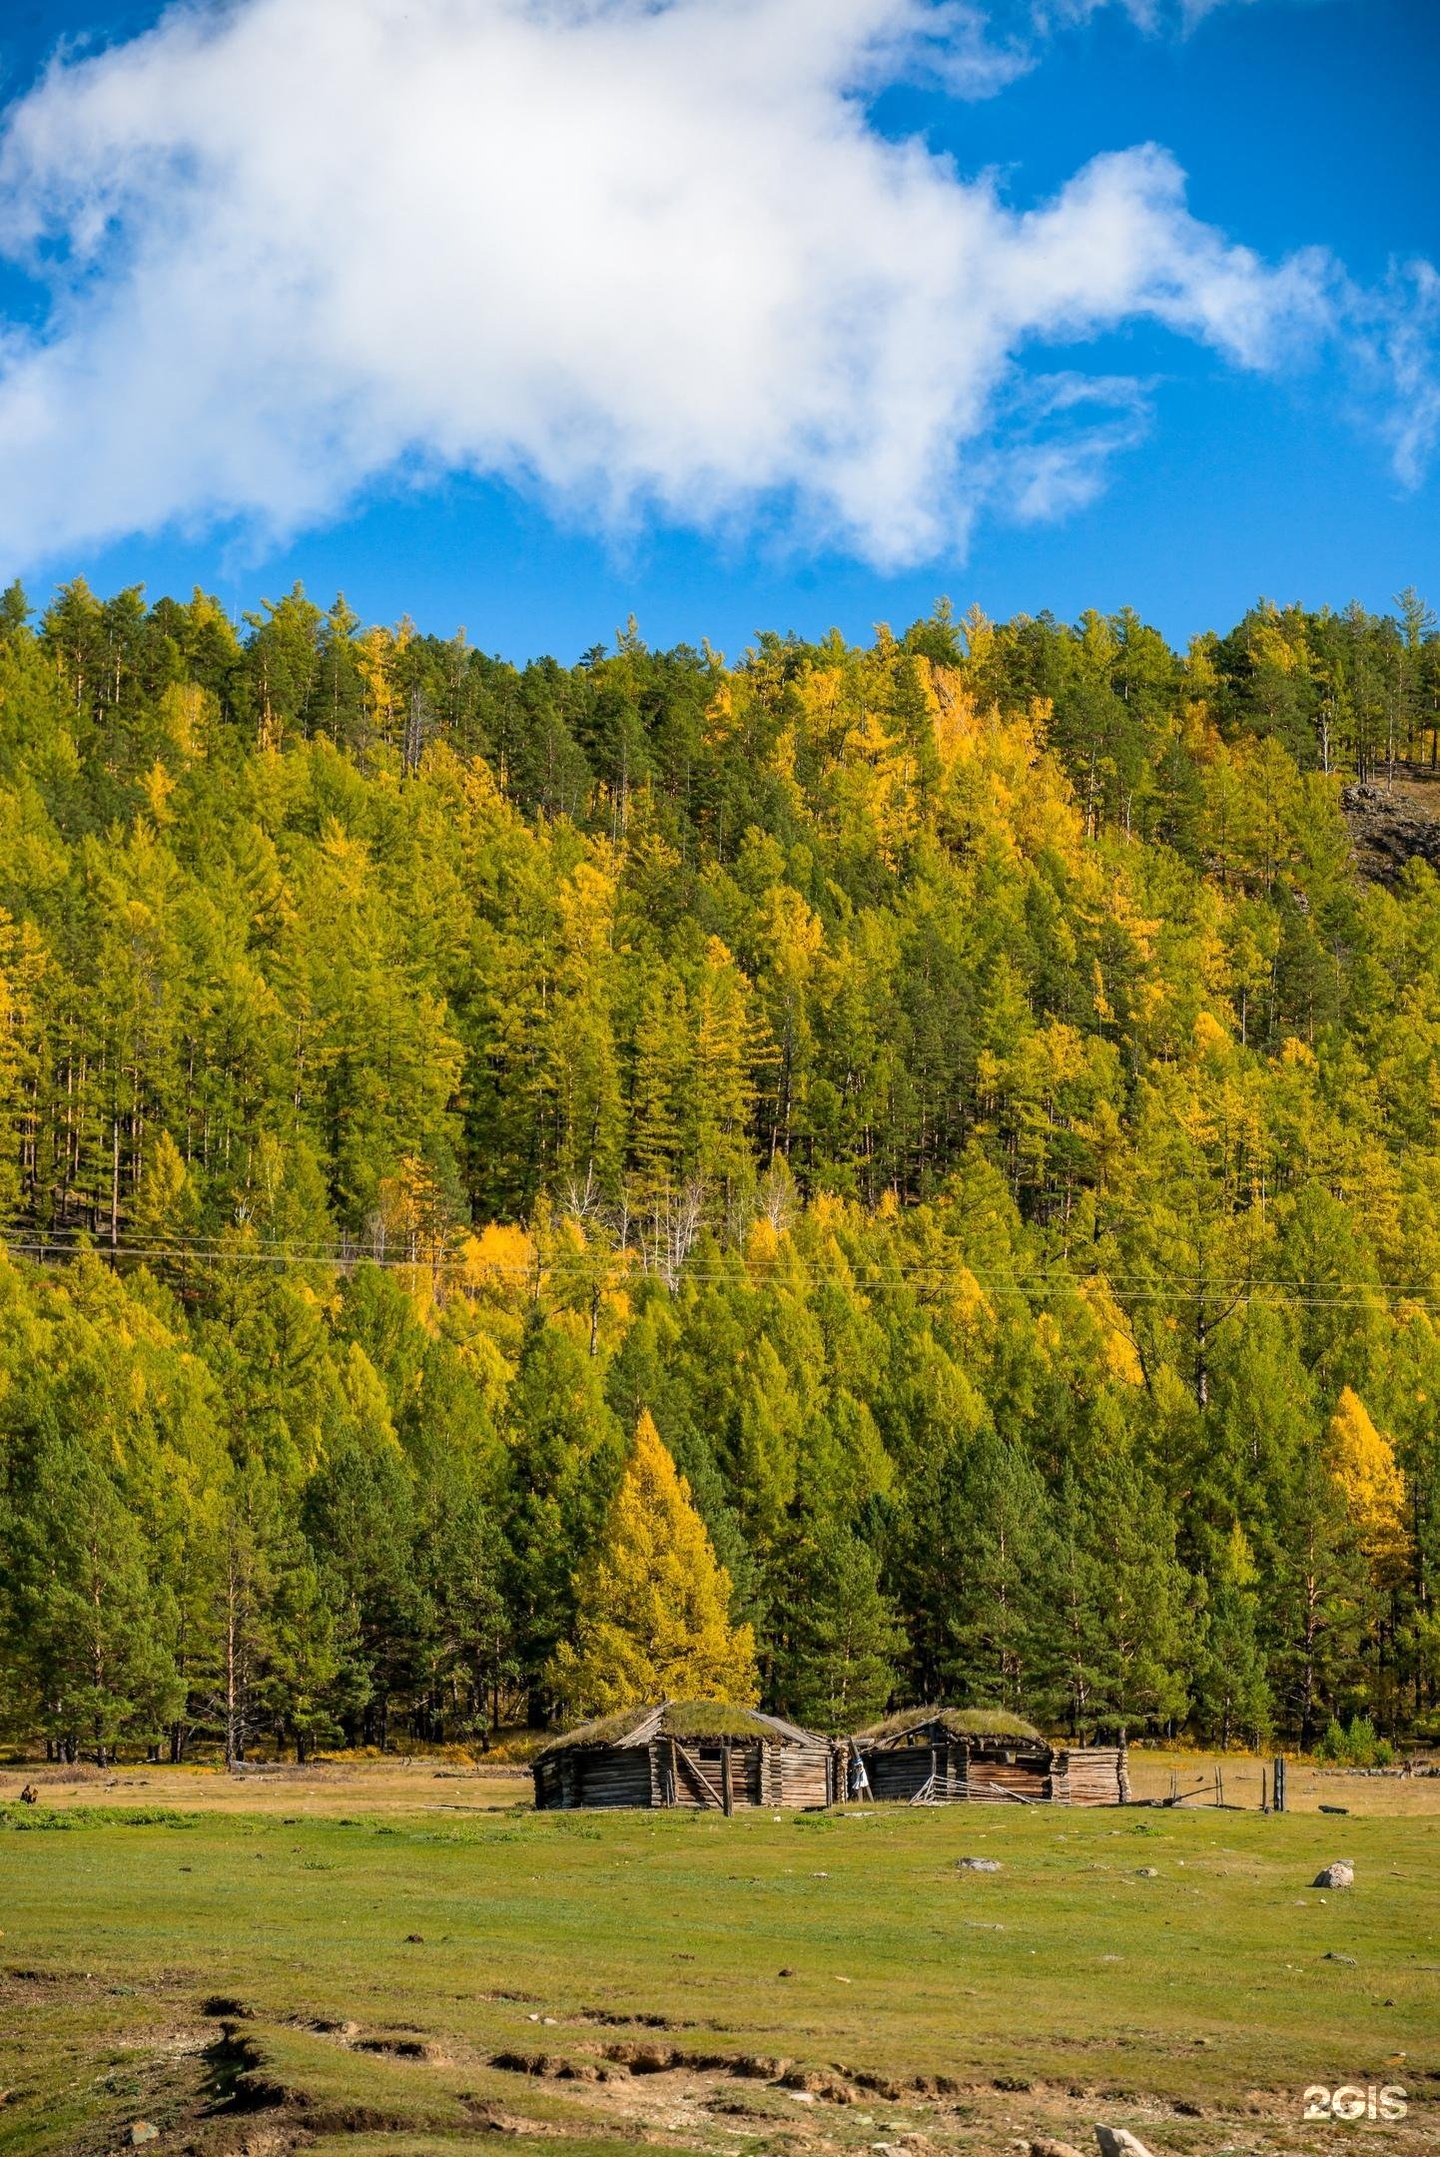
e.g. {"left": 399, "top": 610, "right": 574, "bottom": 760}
{"left": 1273, "top": 1756, "right": 1286, "bottom": 1814}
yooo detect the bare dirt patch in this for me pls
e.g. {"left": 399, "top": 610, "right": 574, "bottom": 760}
{"left": 1124, "top": 1747, "right": 1440, "bottom": 1816}
{"left": 0, "top": 1756, "right": 533, "bottom": 1818}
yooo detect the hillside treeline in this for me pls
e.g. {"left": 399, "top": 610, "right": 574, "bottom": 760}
{"left": 0, "top": 577, "right": 1437, "bottom": 1763}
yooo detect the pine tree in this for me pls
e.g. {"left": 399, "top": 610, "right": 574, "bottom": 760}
{"left": 1079, "top": 1451, "right": 1192, "bottom": 1736}
{"left": 414, "top": 1453, "right": 515, "bottom": 1742}
{"left": 0, "top": 580, "right": 30, "bottom": 642}
{"left": 260, "top": 1546, "right": 344, "bottom": 1763}
{"left": 685, "top": 937, "right": 756, "bottom": 1192}
{"left": 4, "top": 1425, "right": 181, "bottom": 1764}
{"left": 549, "top": 1412, "right": 758, "bottom": 1717}
{"left": 1265, "top": 1425, "right": 1370, "bottom": 1747}
{"left": 629, "top": 968, "right": 688, "bottom": 1193}
{"left": 1192, "top": 1525, "right": 1272, "bottom": 1748}
{"left": 1046, "top": 1450, "right": 1192, "bottom": 1738}
{"left": 302, "top": 1411, "right": 421, "bottom": 1752}
{"left": 129, "top": 1127, "right": 196, "bottom": 1260}
{"left": 941, "top": 1429, "right": 1056, "bottom": 1716}
{"left": 503, "top": 1321, "right": 626, "bottom": 1711}
{"left": 777, "top": 1525, "right": 905, "bottom": 1732}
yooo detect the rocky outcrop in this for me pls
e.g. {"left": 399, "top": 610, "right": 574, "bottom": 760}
{"left": 1342, "top": 781, "right": 1440, "bottom": 886}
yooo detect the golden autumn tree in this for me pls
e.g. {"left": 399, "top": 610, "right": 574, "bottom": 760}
{"left": 1328, "top": 1386, "right": 1409, "bottom": 1583}
{"left": 549, "top": 1412, "right": 758, "bottom": 1717}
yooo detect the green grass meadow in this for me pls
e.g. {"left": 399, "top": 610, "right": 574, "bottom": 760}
{"left": 2, "top": 1800, "right": 1436, "bottom": 2157}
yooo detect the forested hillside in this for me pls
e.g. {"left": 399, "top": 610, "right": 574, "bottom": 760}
{"left": 0, "top": 577, "right": 1438, "bottom": 1765}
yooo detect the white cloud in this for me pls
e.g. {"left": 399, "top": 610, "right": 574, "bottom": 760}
{"left": 1348, "top": 260, "right": 1440, "bottom": 494}
{"left": 988, "top": 371, "right": 1155, "bottom": 522}
{"left": 0, "top": 0, "right": 1418, "bottom": 574}
{"left": 1029, "top": 0, "right": 1317, "bottom": 31}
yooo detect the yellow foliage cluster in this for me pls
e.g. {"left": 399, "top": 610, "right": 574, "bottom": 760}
{"left": 1328, "top": 1385, "right": 1409, "bottom": 1580}
{"left": 1077, "top": 1276, "right": 1146, "bottom": 1388}
{"left": 460, "top": 1221, "right": 537, "bottom": 1293}
{"left": 550, "top": 1412, "right": 759, "bottom": 1717}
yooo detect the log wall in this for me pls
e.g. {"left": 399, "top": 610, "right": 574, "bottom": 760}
{"left": 577, "top": 1749, "right": 655, "bottom": 1809}
{"left": 669, "top": 1739, "right": 828, "bottom": 1809}
{"left": 533, "top": 1747, "right": 654, "bottom": 1810}
{"left": 776, "top": 1741, "right": 832, "bottom": 1810}
{"left": 1049, "top": 1747, "right": 1124, "bottom": 1805}
{"left": 964, "top": 1757, "right": 1050, "bottom": 1803}
{"left": 856, "top": 1738, "right": 1086, "bottom": 1805}
{"left": 866, "top": 1749, "right": 935, "bottom": 1802}
{"left": 669, "top": 1740, "right": 749, "bottom": 1808}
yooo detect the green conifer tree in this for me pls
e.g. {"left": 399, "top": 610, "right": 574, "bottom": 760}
{"left": 778, "top": 1525, "right": 905, "bottom": 1731}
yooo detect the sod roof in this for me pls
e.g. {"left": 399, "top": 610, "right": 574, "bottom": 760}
{"left": 536, "top": 1700, "right": 819, "bottom": 1758}
{"left": 852, "top": 1705, "right": 1044, "bottom": 1746}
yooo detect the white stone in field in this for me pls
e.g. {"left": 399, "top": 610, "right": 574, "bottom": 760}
{"left": 1094, "top": 2127, "right": 1156, "bottom": 2157}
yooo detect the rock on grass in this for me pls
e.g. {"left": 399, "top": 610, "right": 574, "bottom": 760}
{"left": 1095, "top": 2129, "right": 1156, "bottom": 2157}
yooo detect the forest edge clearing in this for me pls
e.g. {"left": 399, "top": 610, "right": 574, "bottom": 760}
{"left": 2, "top": 1747, "right": 1435, "bottom": 1817}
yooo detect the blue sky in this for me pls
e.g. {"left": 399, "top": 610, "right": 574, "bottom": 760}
{"left": 0, "top": 0, "right": 1436, "bottom": 662}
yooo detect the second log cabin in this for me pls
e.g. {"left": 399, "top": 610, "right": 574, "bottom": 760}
{"left": 846, "top": 1706, "right": 1128, "bottom": 1805}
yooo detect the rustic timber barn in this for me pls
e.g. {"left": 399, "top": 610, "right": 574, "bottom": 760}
{"left": 533, "top": 1701, "right": 834, "bottom": 1812}
{"left": 847, "top": 1707, "right": 1128, "bottom": 1806}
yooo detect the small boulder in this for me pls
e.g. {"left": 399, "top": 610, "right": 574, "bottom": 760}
{"left": 1031, "top": 2141, "right": 1087, "bottom": 2157}
{"left": 1136, "top": 1867, "right": 1159, "bottom": 1878}
{"left": 128, "top": 2125, "right": 159, "bottom": 2147}
{"left": 1313, "top": 1863, "right": 1354, "bottom": 1889}
{"left": 1324, "top": 1952, "right": 1358, "bottom": 1966}
{"left": 957, "top": 1857, "right": 1002, "bottom": 1872}
{"left": 1095, "top": 2130, "right": 1156, "bottom": 2157}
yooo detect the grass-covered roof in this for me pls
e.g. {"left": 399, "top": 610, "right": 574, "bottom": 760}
{"left": 537, "top": 1700, "right": 817, "bottom": 1758}
{"left": 853, "top": 1705, "right": 1044, "bottom": 1746}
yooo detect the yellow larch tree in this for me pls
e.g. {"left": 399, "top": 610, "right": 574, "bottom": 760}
{"left": 549, "top": 1412, "right": 758, "bottom": 1717}
{"left": 356, "top": 619, "right": 413, "bottom": 751}
{"left": 1328, "top": 1385, "right": 1409, "bottom": 1583}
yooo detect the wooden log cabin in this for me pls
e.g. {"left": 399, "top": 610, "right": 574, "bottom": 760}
{"left": 533, "top": 1700, "right": 834, "bottom": 1812}
{"left": 846, "top": 1707, "right": 1128, "bottom": 1806}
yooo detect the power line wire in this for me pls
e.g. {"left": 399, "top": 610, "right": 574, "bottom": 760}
{"left": 0, "top": 1233, "right": 1427, "bottom": 1306}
